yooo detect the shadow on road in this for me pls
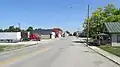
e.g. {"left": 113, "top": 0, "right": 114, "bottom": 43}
{"left": 72, "top": 41, "right": 87, "bottom": 43}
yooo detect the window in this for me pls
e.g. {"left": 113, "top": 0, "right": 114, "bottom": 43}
{"left": 117, "top": 35, "right": 120, "bottom": 43}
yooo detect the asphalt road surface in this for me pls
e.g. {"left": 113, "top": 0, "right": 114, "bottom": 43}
{"left": 0, "top": 37, "right": 119, "bottom": 67}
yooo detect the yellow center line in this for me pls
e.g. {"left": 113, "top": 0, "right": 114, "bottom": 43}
{"left": 0, "top": 47, "right": 52, "bottom": 67}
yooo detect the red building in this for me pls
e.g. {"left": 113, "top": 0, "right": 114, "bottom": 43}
{"left": 52, "top": 28, "right": 63, "bottom": 38}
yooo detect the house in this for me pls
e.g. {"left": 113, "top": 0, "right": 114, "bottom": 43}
{"left": 52, "top": 28, "right": 63, "bottom": 38}
{"left": 31, "top": 29, "right": 55, "bottom": 39}
{"left": 103, "top": 22, "right": 120, "bottom": 46}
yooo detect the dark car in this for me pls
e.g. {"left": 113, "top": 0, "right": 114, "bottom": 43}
{"left": 87, "top": 39, "right": 100, "bottom": 46}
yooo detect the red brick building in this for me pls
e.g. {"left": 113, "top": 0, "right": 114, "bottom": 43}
{"left": 52, "top": 28, "right": 63, "bottom": 38}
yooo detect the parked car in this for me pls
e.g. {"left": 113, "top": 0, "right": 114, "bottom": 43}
{"left": 29, "top": 33, "right": 41, "bottom": 41}
{"left": 87, "top": 39, "right": 100, "bottom": 46}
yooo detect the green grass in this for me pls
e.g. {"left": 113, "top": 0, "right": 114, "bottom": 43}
{"left": 0, "top": 45, "right": 10, "bottom": 52}
{"left": 0, "top": 45, "right": 24, "bottom": 52}
{"left": 99, "top": 46, "right": 120, "bottom": 57}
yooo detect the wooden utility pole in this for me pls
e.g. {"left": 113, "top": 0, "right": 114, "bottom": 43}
{"left": 87, "top": 4, "right": 90, "bottom": 45}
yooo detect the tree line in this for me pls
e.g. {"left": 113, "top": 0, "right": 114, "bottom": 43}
{"left": 0, "top": 26, "right": 33, "bottom": 32}
{"left": 83, "top": 4, "right": 120, "bottom": 37}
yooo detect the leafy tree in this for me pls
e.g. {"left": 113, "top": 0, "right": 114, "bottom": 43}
{"left": 27, "top": 26, "right": 33, "bottom": 31}
{"left": 73, "top": 32, "right": 77, "bottom": 36}
{"left": 9, "top": 26, "right": 15, "bottom": 32}
{"left": 4, "top": 29, "right": 10, "bottom": 32}
{"left": 7, "top": 26, "right": 21, "bottom": 32}
{"left": 21, "top": 30, "right": 27, "bottom": 32}
{"left": 0, "top": 29, "right": 3, "bottom": 32}
{"left": 66, "top": 31, "right": 70, "bottom": 34}
{"left": 83, "top": 4, "right": 120, "bottom": 37}
{"left": 15, "top": 27, "right": 21, "bottom": 32}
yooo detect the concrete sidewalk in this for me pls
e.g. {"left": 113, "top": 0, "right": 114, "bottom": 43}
{"left": 88, "top": 46, "right": 120, "bottom": 65}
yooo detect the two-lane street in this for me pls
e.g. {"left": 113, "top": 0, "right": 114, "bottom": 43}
{"left": 0, "top": 37, "right": 119, "bottom": 67}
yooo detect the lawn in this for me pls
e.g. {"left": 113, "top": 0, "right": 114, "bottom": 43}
{"left": 0, "top": 45, "right": 10, "bottom": 52}
{"left": 99, "top": 46, "right": 120, "bottom": 57}
{"left": 0, "top": 45, "right": 24, "bottom": 52}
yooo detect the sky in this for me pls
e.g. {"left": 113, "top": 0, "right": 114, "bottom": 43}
{"left": 0, "top": 0, "right": 120, "bottom": 32}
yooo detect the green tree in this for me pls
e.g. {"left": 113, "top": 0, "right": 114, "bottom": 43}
{"left": 4, "top": 29, "right": 10, "bottom": 32}
{"left": 66, "top": 31, "right": 70, "bottom": 34}
{"left": 27, "top": 26, "right": 33, "bottom": 31}
{"left": 21, "top": 29, "right": 27, "bottom": 32}
{"left": 8, "top": 26, "right": 15, "bottom": 32}
{"left": 0, "top": 29, "right": 3, "bottom": 32}
{"left": 83, "top": 4, "right": 120, "bottom": 37}
{"left": 73, "top": 32, "right": 77, "bottom": 36}
{"left": 15, "top": 27, "right": 21, "bottom": 32}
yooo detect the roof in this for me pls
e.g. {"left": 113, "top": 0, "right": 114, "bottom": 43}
{"left": 104, "top": 22, "right": 120, "bottom": 33}
{"left": 52, "top": 28, "right": 63, "bottom": 31}
{"left": 31, "top": 29, "right": 53, "bottom": 35}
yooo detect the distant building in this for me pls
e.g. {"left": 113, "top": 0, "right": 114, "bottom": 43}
{"left": 31, "top": 29, "right": 55, "bottom": 39}
{"left": 31, "top": 28, "right": 63, "bottom": 39}
{"left": 52, "top": 28, "right": 63, "bottom": 38}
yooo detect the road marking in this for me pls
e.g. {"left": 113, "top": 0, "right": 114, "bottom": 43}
{"left": 0, "top": 47, "right": 52, "bottom": 67}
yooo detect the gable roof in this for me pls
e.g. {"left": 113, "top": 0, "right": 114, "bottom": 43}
{"left": 104, "top": 22, "right": 120, "bottom": 33}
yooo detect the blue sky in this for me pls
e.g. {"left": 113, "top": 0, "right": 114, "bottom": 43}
{"left": 0, "top": 0, "right": 120, "bottom": 32}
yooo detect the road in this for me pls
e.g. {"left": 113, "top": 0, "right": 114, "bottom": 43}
{"left": 0, "top": 37, "right": 119, "bottom": 67}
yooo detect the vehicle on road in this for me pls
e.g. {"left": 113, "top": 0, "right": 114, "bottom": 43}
{"left": 29, "top": 33, "right": 41, "bottom": 41}
{"left": 0, "top": 32, "right": 41, "bottom": 43}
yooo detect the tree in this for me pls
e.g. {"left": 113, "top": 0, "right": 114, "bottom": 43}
{"left": 21, "top": 29, "right": 27, "bottom": 32}
{"left": 83, "top": 4, "right": 120, "bottom": 37}
{"left": 7, "top": 26, "right": 21, "bottom": 32}
{"left": 15, "top": 27, "right": 21, "bottom": 32}
{"left": 8, "top": 26, "right": 15, "bottom": 32}
{"left": 0, "top": 29, "right": 3, "bottom": 32}
{"left": 73, "top": 32, "right": 77, "bottom": 36}
{"left": 4, "top": 29, "right": 10, "bottom": 32}
{"left": 66, "top": 31, "right": 70, "bottom": 34}
{"left": 27, "top": 26, "right": 33, "bottom": 31}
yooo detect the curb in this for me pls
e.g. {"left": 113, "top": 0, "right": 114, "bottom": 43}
{"left": 87, "top": 45, "right": 120, "bottom": 66}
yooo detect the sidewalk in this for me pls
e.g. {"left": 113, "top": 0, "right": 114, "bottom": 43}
{"left": 88, "top": 46, "right": 120, "bottom": 65}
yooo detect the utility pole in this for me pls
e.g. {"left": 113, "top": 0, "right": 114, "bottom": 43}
{"left": 87, "top": 4, "right": 90, "bottom": 45}
{"left": 18, "top": 23, "right": 21, "bottom": 31}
